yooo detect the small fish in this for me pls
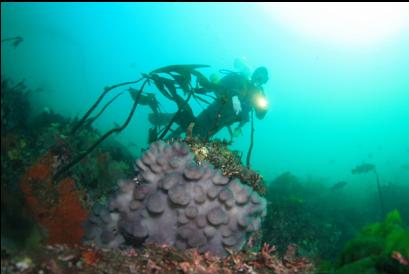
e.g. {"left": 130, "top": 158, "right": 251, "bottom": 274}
{"left": 352, "top": 163, "right": 375, "bottom": 174}
{"left": 330, "top": 181, "right": 347, "bottom": 191}
{"left": 328, "top": 159, "right": 336, "bottom": 165}
{"left": 367, "top": 152, "right": 373, "bottom": 159}
{"left": 401, "top": 164, "right": 409, "bottom": 171}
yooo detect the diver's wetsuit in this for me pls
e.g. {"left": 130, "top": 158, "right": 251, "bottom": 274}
{"left": 160, "top": 64, "right": 270, "bottom": 141}
{"left": 193, "top": 73, "right": 252, "bottom": 138}
{"left": 168, "top": 72, "right": 255, "bottom": 140}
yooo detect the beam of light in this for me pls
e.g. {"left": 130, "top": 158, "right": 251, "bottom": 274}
{"left": 260, "top": 2, "right": 409, "bottom": 48}
{"left": 254, "top": 93, "right": 269, "bottom": 110}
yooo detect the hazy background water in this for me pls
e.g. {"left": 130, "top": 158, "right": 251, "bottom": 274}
{"left": 2, "top": 2, "right": 409, "bottom": 188}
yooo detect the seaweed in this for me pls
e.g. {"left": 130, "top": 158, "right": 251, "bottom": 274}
{"left": 335, "top": 210, "right": 409, "bottom": 274}
{"left": 55, "top": 64, "right": 211, "bottom": 180}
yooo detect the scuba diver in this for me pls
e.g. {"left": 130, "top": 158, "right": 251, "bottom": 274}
{"left": 191, "top": 66, "right": 269, "bottom": 140}
{"left": 54, "top": 63, "right": 267, "bottom": 179}
{"left": 146, "top": 65, "right": 270, "bottom": 141}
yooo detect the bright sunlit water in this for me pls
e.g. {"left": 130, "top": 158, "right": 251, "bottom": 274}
{"left": 2, "top": 2, "right": 409, "bottom": 187}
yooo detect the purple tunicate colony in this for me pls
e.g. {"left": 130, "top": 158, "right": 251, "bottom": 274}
{"left": 83, "top": 141, "right": 266, "bottom": 256}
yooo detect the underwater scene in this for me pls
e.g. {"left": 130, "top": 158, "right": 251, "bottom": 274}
{"left": 1, "top": 2, "right": 409, "bottom": 274}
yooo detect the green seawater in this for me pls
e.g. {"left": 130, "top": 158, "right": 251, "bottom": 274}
{"left": 2, "top": 3, "right": 409, "bottom": 271}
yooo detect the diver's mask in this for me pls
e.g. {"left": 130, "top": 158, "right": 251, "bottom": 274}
{"left": 251, "top": 66, "right": 269, "bottom": 88}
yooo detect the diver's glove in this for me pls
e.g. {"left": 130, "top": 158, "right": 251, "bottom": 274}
{"left": 232, "top": 96, "right": 242, "bottom": 115}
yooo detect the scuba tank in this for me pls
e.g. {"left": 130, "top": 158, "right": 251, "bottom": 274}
{"left": 234, "top": 56, "right": 252, "bottom": 79}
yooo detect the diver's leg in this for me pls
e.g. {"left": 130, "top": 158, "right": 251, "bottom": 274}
{"left": 227, "top": 126, "right": 234, "bottom": 142}
{"left": 192, "top": 102, "right": 221, "bottom": 139}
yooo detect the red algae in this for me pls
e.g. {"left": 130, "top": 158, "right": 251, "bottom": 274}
{"left": 20, "top": 152, "right": 88, "bottom": 246}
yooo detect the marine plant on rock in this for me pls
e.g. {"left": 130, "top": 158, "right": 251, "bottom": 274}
{"left": 182, "top": 137, "right": 266, "bottom": 195}
{"left": 334, "top": 210, "right": 409, "bottom": 274}
{"left": 19, "top": 151, "right": 88, "bottom": 245}
{"left": 262, "top": 172, "right": 365, "bottom": 262}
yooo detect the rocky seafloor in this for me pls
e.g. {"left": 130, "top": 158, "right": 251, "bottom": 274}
{"left": 1, "top": 242, "right": 314, "bottom": 274}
